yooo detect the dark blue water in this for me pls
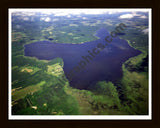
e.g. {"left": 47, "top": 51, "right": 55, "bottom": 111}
{"left": 24, "top": 28, "right": 141, "bottom": 89}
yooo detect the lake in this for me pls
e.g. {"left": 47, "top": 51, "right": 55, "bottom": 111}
{"left": 24, "top": 28, "right": 141, "bottom": 89}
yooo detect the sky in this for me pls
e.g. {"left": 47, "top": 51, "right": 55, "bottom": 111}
{"left": 10, "top": 8, "right": 150, "bottom": 15}
{"left": 10, "top": 9, "right": 150, "bottom": 22}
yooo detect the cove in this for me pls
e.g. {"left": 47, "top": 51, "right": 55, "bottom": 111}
{"left": 24, "top": 28, "right": 141, "bottom": 89}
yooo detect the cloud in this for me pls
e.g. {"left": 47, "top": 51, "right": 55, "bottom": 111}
{"left": 52, "top": 18, "right": 59, "bottom": 21}
{"left": 11, "top": 9, "right": 114, "bottom": 16}
{"left": 54, "top": 12, "right": 70, "bottom": 16}
{"left": 139, "top": 15, "right": 147, "bottom": 19}
{"left": 44, "top": 17, "right": 51, "bottom": 22}
{"left": 82, "top": 17, "right": 87, "bottom": 20}
{"left": 142, "top": 28, "right": 148, "bottom": 34}
{"left": 40, "top": 17, "right": 51, "bottom": 22}
{"left": 40, "top": 17, "right": 45, "bottom": 21}
{"left": 11, "top": 9, "right": 149, "bottom": 20}
{"left": 119, "top": 12, "right": 148, "bottom": 19}
{"left": 119, "top": 14, "right": 134, "bottom": 19}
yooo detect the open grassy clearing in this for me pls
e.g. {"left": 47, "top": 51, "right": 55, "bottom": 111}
{"left": 12, "top": 81, "right": 46, "bottom": 102}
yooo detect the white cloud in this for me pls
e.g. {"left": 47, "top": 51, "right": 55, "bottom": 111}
{"left": 53, "top": 9, "right": 109, "bottom": 16}
{"left": 132, "top": 12, "right": 141, "bottom": 16}
{"left": 54, "top": 12, "right": 70, "bottom": 16}
{"left": 52, "top": 18, "right": 59, "bottom": 21}
{"left": 44, "top": 17, "right": 51, "bottom": 22}
{"left": 10, "top": 9, "right": 126, "bottom": 16}
{"left": 142, "top": 28, "right": 148, "bottom": 34}
{"left": 139, "top": 15, "right": 147, "bottom": 19}
{"left": 40, "top": 17, "right": 51, "bottom": 22}
{"left": 119, "top": 14, "right": 134, "bottom": 19}
{"left": 108, "top": 10, "right": 129, "bottom": 14}
{"left": 10, "top": 9, "right": 150, "bottom": 18}
{"left": 82, "top": 17, "right": 87, "bottom": 20}
{"left": 40, "top": 17, "right": 45, "bottom": 21}
{"left": 118, "top": 12, "right": 148, "bottom": 19}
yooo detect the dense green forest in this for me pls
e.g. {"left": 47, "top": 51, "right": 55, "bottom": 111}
{"left": 11, "top": 11, "right": 149, "bottom": 115}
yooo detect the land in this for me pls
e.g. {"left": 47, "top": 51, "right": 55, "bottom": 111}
{"left": 11, "top": 11, "right": 149, "bottom": 115}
